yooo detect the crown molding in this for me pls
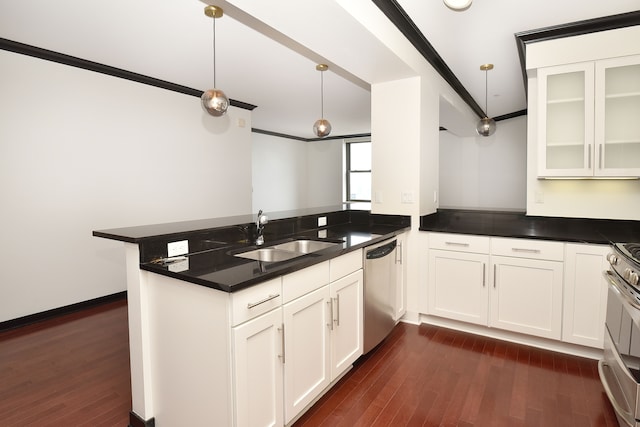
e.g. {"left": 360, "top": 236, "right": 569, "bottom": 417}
{"left": 514, "top": 11, "right": 640, "bottom": 95}
{"left": 0, "top": 37, "right": 257, "bottom": 111}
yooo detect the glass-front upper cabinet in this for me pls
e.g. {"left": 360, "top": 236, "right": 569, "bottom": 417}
{"left": 537, "top": 55, "right": 640, "bottom": 178}
{"left": 595, "top": 55, "right": 640, "bottom": 177}
{"left": 537, "top": 63, "right": 594, "bottom": 177}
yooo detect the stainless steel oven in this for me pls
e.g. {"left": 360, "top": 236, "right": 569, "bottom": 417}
{"left": 600, "top": 243, "right": 640, "bottom": 427}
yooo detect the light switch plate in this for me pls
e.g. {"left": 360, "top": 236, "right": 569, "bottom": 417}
{"left": 318, "top": 216, "right": 327, "bottom": 227}
{"left": 168, "top": 240, "right": 189, "bottom": 257}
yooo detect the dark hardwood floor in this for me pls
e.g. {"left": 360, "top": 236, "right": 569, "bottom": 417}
{"left": 295, "top": 323, "right": 618, "bottom": 427}
{"left": 0, "top": 300, "right": 618, "bottom": 426}
{"left": 0, "top": 299, "right": 130, "bottom": 426}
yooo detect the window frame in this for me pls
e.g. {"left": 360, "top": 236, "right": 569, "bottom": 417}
{"left": 345, "top": 139, "right": 372, "bottom": 203}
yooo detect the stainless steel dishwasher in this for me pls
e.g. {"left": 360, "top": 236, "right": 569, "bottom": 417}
{"left": 363, "top": 237, "right": 398, "bottom": 354}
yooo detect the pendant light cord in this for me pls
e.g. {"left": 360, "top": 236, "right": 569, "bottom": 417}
{"left": 320, "top": 70, "right": 324, "bottom": 119}
{"left": 212, "top": 16, "right": 217, "bottom": 88}
{"left": 484, "top": 69, "right": 488, "bottom": 117}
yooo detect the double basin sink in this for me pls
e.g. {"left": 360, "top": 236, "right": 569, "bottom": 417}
{"left": 234, "top": 239, "right": 342, "bottom": 262}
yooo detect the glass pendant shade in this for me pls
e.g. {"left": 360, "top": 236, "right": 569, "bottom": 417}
{"left": 202, "top": 6, "right": 228, "bottom": 117}
{"left": 443, "top": 0, "right": 472, "bottom": 11}
{"left": 476, "top": 117, "right": 496, "bottom": 137}
{"left": 476, "top": 63, "right": 496, "bottom": 137}
{"left": 313, "top": 64, "right": 331, "bottom": 138}
{"left": 201, "top": 89, "right": 229, "bottom": 117}
{"left": 313, "top": 119, "right": 332, "bottom": 138}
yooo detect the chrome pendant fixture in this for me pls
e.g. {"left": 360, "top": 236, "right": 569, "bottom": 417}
{"left": 443, "top": 0, "right": 472, "bottom": 11}
{"left": 201, "top": 5, "right": 229, "bottom": 117}
{"left": 476, "top": 63, "right": 496, "bottom": 137}
{"left": 313, "top": 64, "right": 332, "bottom": 138}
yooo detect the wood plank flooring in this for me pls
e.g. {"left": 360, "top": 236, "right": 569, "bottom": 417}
{"left": 294, "top": 323, "right": 618, "bottom": 427}
{"left": 0, "top": 300, "right": 130, "bottom": 426}
{"left": 0, "top": 300, "right": 618, "bottom": 426}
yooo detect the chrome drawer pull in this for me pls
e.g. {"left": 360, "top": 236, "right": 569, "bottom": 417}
{"left": 327, "top": 300, "right": 334, "bottom": 330}
{"left": 247, "top": 293, "right": 280, "bottom": 309}
{"left": 445, "top": 241, "right": 470, "bottom": 247}
{"left": 335, "top": 296, "right": 340, "bottom": 326}
{"left": 511, "top": 248, "right": 541, "bottom": 254}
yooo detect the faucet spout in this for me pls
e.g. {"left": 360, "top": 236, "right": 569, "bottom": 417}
{"left": 255, "top": 210, "right": 268, "bottom": 245}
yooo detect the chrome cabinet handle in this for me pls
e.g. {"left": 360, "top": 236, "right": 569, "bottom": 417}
{"left": 511, "top": 248, "right": 541, "bottom": 254}
{"left": 327, "top": 300, "right": 334, "bottom": 330}
{"left": 482, "top": 263, "right": 486, "bottom": 287}
{"left": 493, "top": 264, "right": 497, "bottom": 288}
{"left": 599, "top": 144, "right": 603, "bottom": 169}
{"left": 278, "top": 324, "right": 285, "bottom": 364}
{"left": 445, "top": 241, "right": 469, "bottom": 247}
{"left": 335, "top": 296, "right": 340, "bottom": 327}
{"left": 247, "top": 293, "right": 280, "bottom": 309}
{"left": 588, "top": 144, "right": 592, "bottom": 169}
{"left": 396, "top": 242, "right": 403, "bottom": 264}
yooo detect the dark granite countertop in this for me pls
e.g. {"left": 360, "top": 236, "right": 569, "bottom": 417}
{"left": 94, "top": 206, "right": 410, "bottom": 292}
{"left": 420, "top": 209, "right": 640, "bottom": 244}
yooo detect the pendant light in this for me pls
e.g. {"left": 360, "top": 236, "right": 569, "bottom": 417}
{"left": 443, "top": 0, "right": 472, "bottom": 11}
{"left": 201, "top": 5, "right": 229, "bottom": 117}
{"left": 476, "top": 63, "right": 496, "bottom": 137}
{"left": 313, "top": 64, "right": 332, "bottom": 138}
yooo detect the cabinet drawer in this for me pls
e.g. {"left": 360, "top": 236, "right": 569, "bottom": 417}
{"left": 428, "top": 233, "right": 490, "bottom": 254}
{"left": 491, "top": 237, "right": 564, "bottom": 261}
{"left": 231, "top": 277, "right": 282, "bottom": 326}
{"left": 283, "top": 261, "right": 330, "bottom": 303}
{"left": 330, "top": 249, "right": 363, "bottom": 282}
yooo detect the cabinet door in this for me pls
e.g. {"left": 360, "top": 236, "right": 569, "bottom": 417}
{"left": 595, "top": 55, "right": 640, "bottom": 177}
{"left": 537, "top": 62, "right": 595, "bottom": 177}
{"left": 563, "top": 244, "right": 609, "bottom": 348}
{"left": 428, "top": 249, "right": 489, "bottom": 326}
{"left": 394, "top": 234, "right": 406, "bottom": 321}
{"left": 330, "top": 270, "right": 363, "bottom": 381}
{"left": 283, "top": 286, "right": 331, "bottom": 424}
{"left": 232, "top": 307, "right": 283, "bottom": 427}
{"left": 490, "top": 256, "right": 563, "bottom": 340}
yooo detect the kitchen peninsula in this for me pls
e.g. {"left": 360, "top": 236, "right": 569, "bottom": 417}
{"left": 93, "top": 206, "right": 410, "bottom": 427}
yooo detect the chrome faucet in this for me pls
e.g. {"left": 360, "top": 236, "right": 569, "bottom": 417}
{"left": 255, "top": 210, "right": 268, "bottom": 245}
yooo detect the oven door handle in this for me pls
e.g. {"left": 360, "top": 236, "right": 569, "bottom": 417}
{"left": 603, "top": 270, "right": 640, "bottom": 310}
{"left": 598, "top": 360, "right": 635, "bottom": 427}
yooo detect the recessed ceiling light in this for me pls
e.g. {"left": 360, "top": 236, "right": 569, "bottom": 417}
{"left": 443, "top": 0, "right": 472, "bottom": 11}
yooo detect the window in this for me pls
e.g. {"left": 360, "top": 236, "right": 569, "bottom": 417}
{"left": 345, "top": 140, "right": 371, "bottom": 202}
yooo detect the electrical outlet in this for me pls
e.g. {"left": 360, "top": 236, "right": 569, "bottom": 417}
{"left": 168, "top": 240, "right": 189, "bottom": 257}
{"left": 401, "top": 191, "right": 414, "bottom": 204}
{"left": 318, "top": 216, "right": 327, "bottom": 227}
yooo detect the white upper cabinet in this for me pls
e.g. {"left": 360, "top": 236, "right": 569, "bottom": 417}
{"left": 537, "top": 55, "right": 640, "bottom": 178}
{"left": 595, "top": 55, "right": 640, "bottom": 176}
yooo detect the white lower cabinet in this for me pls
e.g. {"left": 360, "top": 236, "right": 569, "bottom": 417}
{"left": 428, "top": 249, "right": 489, "bottom": 325}
{"left": 232, "top": 307, "right": 284, "bottom": 427}
{"left": 329, "top": 270, "right": 363, "bottom": 380}
{"left": 146, "top": 249, "right": 365, "bottom": 427}
{"left": 427, "top": 233, "right": 566, "bottom": 341}
{"left": 282, "top": 251, "right": 363, "bottom": 424}
{"left": 490, "top": 255, "right": 563, "bottom": 340}
{"left": 562, "top": 243, "right": 609, "bottom": 348}
{"left": 393, "top": 233, "right": 407, "bottom": 321}
{"left": 283, "top": 285, "right": 331, "bottom": 423}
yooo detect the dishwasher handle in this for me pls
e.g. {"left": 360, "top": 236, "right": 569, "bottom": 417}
{"left": 366, "top": 240, "right": 397, "bottom": 260}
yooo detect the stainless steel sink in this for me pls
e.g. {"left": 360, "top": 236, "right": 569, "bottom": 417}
{"left": 271, "top": 240, "right": 339, "bottom": 254}
{"left": 234, "top": 248, "right": 304, "bottom": 262}
{"left": 233, "top": 239, "right": 341, "bottom": 262}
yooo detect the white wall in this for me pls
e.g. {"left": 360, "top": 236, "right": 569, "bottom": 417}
{"left": 252, "top": 132, "right": 343, "bottom": 212}
{"left": 439, "top": 116, "right": 527, "bottom": 211}
{"left": 0, "top": 51, "right": 253, "bottom": 322}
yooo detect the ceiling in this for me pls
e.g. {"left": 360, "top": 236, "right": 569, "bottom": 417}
{"left": 1, "top": 0, "right": 638, "bottom": 139}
